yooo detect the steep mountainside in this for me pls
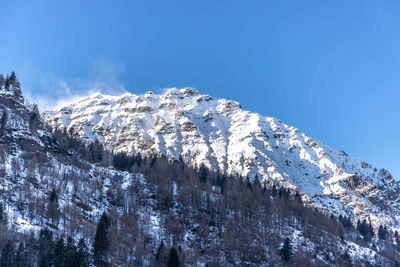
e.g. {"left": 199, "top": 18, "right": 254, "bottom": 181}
{"left": 0, "top": 73, "right": 52, "bottom": 155}
{"left": 44, "top": 88, "right": 400, "bottom": 231}
{"left": 0, "top": 74, "right": 399, "bottom": 266}
{"left": 0, "top": 72, "right": 136, "bottom": 233}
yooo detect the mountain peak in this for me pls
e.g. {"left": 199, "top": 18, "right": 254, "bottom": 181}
{"left": 180, "top": 87, "right": 200, "bottom": 97}
{"left": 44, "top": 88, "right": 400, "bottom": 231}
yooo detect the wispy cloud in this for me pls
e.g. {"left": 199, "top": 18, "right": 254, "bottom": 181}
{"left": 16, "top": 58, "right": 127, "bottom": 111}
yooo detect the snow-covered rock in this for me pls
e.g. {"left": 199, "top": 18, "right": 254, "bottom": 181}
{"left": 44, "top": 88, "right": 400, "bottom": 231}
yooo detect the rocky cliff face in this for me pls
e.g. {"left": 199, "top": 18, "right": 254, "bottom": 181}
{"left": 44, "top": 88, "right": 400, "bottom": 231}
{"left": 0, "top": 74, "right": 53, "bottom": 156}
{"left": 0, "top": 74, "right": 128, "bottom": 233}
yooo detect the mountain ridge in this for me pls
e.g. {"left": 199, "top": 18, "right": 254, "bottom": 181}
{"left": 43, "top": 87, "right": 400, "bottom": 232}
{"left": 1, "top": 74, "right": 399, "bottom": 265}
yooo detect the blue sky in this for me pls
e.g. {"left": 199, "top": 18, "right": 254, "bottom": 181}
{"left": 1, "top": 0, "right": 399, "bottom": 178}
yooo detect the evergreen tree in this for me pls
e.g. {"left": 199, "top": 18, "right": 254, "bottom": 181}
{"left": 64, "top": 236, "right": 76, "bottom": 266}
{"left": 340, "top": 215, "right": 352, "bottom": 230}
{"left": 93, "top": 212, "right": 110, "bottom": 266}
{"left": 252, "top": 175, "right": 262, "bottom": 194}
{"left": 283, "top": 188, "right": 290, "bottom": 201}
{"left": 271, "top": 184, "right": 277, "bottom": 197}
{"left": 150, "top": 156, "right": 157, "bottom": 169}
{"left": 48, "top": 189, "right": 59, "bottom": 223}
{"left": 367, "top": 221, "right": 374, "bottom": 238}
{"left": 50, "top": 188, "right": 58, "bottom": 203}
{"left": 90, "top": 139, "right": 104, "bottom": 163}
{"left": 357, "top": 219, "right": 373, "bottom": 240}
{"left": 74, "top": 238, "right": 90, "bottom": 267}
{"left": 199, "top": 164, "right": 208, "bottom": 183}
{"left": 113, "top": 153, "right": 133, "bottom": 171}
{"left": 216, "top": 174, "right": 226, "bottom": 194}
{"left": 246, "top": 176, "right": 252, "bottom": 191}
{"left": 155, "top": 242, "right": 165, "bottom": 261}
{"left": 281, "top": 237, "right": 293, "bottom": 262}
{"left": 9, "top": 71, "right": 16, "bottom": 85}
{"left": 378, "top": 225, "right": 388, "bottom": 240}
{"left": 4, "top": 74, "right": 10, "bottom": 90}
{"left": 167, "top": 247, "right": 180, "bottom": 267}
{"left": 0, "top": 202, "right": 7, "bottom": 225}
{"left": 14, "top": 243, "right": 29, "bottom": 267}
{"left": 0, "top": 110, "right": 7, "bottom": 137}
{"left": 29, "top": 104, "right": 40, "bottom": 130}
{"left": 0, "top": 240, "right": 15, "bottom": 267}
{"left": 295, "top": 191, "right": 302, "bottom": 203}
{"left": 278, "top": 187, "right": 283, "bottom": 199}
{"left": 136, "top": 153, "right": 143, "bottom": 168}
{"left": 38, "top": 228, "right": 54, "bottom": 267}
{"left": 52, "top": 236, "right": 65, "bottom": 267}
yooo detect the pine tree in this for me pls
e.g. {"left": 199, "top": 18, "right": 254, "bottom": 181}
{"left": 9, "top": 71, "right": 16, "bottom": 85}
{"left": 278, "top": 187, "right": 283, "bottom": 199}
{"left": 14, "top": 243, "right": 28, "bottom": 267}
{"left": 356, "top": 219, "right": 374, "bottom": 240}
{"left": 150, "top": 156, "right": 157, "bottom": 169}
{"left": 167, "top": 247, "right": 180, "bottom": 267}
{"left": 29, "top": 104, "right": 40, "bottom": 130}
{"left": 271, "top": 183, "right": 277, "bottom": 197}
{"left": 199, "top": 164, "right": 208, "bottom": 183}
{"left": 367, "top": 222, "right": 374, "bottom": 238}
{"left": 0, "top": 241, "right": 14, "bottom": 267}
{"left": 155, "top": 242, "right": 164, "bottom": 261}
{"left": 93, "top": 212, "right": 110, "bottom": 266}
{"left": 50, "top": 189, "right": 58, "bottom": 203}
{"left": 48, "top": 189, "right": 59, "bottom": 224}
{"left": 38, "top": 228, "right": 54, "bottom": 267}
{"left": 0, "top": 203, "right": 7, "bottom": 225}
{"left": 378, "top": 225, "right": 387, "bottom": 240}
{"left": 0, "top": 110, "right": 7, "bottom": 137}
{"left": 281, "top": 237, "right": 293, "bottom": 262}
{"left": 246, "top": 176, "right": 252, "bottom": 191}
{"left": 136, "top": 153, "right": 143, "bottom": 168}
{"left": 216, "top": 174, "right": 226, "bottom": 194}
{"left": 53, "top": 236, "right": 65, "bottom": 267}
{"left": 113, "top": 152, "right": 132, "bottom": 171}
{"left": 65, "top": 236, "right": 76, "bottom": 266}
{"left": 252, "top": 175, "right": 262, "bottom": 194}
{"left": 7, "top": 71, "right": 22, "bottom": 99}
{"left": 74, "top": 238, "right": 90, "bottom": 267}
{"left": 357, "top": 219, "right": 371, "bottom": 239}
{"left": 90, "top": 139, "right": 104, "bottom": 163}
{"left": 295, "top": 191, "right": 302, "bottom": 203}
{"left": 283, "top": 188, "right": 290, "bottom": 201}
{"left": 340, "top": 216, "right": 352, "bottom": 230}
{"left": 4, "top": 74, "right": 10, "bottom": 90}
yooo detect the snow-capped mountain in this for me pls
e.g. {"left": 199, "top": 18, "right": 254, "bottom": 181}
{"left": 1, "top": 75, "right": 399, "bottom": 266}
{"left": 44, "top": 88, "right": 400, "bottom": 231}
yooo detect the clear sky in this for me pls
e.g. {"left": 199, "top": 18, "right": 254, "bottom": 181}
{"left": 0, "top": 0, "right": 399, "bottom": 178}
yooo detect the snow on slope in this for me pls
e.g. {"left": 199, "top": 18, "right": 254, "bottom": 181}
{"left": 44, "top": 88, "right": 400, "bottom": 231}
{"left": 0, "top": 83, "right": 163, "bottom": 241}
